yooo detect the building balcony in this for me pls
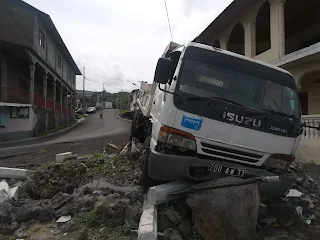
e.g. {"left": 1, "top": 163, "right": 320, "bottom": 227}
{"left": 0, "top": 87, "right": 30, "bottom": 104}
{"left": 0, "top": 88, "right": 72, "bottom": 115}
{"left": 302, "top": 115, "right": 320, "bottom": 139}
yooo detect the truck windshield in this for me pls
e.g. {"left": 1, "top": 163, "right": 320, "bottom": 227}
{"left": 178, "top": 59, "right": 300, "bottom": 119}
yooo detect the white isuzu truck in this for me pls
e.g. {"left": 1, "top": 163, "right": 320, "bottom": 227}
{"left": 131, "top": 41, "right": 304, "bottom": 194}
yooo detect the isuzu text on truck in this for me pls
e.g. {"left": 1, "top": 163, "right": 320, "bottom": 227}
{"left": 131, "top": 41, "right": 305, "bottom": 195}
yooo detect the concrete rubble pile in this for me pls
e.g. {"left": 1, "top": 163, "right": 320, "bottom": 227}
{"left": 0, "top": 147, "right": 147, "bottom": 240}
{"left": 120, "top": 137, "right": 146, "bottom": 159}
{"left": 0, "top": 177, "right": 144, "bottom": 239}
{"left": 255, "top": 163, "right": 320, "bottom": 239}
{"left": 135, "top": 162, "right": 320, "bottom": 240}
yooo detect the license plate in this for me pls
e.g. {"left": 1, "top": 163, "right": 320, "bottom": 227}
{"left": 208, "top": 163, "right": 246, "bottom": 177}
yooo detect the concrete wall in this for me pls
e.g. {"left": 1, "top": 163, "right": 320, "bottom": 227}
{"left": 0, "top": 106, "right": 34, "bottom": 142}
{"left": 296, "top": 139, "right": 320, "bottom": 165}
{"left": 0, "top": 0, "right": 35, "bottom": 48}
{"left": 209, "top": 0, "right": 285, "bottom": 63}
{"left": 33, "top": 106, "right": 56, "bottom": 135}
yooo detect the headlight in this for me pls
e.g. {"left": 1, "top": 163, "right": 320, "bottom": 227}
{"left": 158, "top": 125, "right": 196, "bottom": 151}
{"left": 264, "top": 154, "right": 295, "bottom": 170}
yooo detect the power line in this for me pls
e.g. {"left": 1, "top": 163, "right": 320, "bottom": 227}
{"left": 163, "top": 0, "right": 173, "bottom": 41}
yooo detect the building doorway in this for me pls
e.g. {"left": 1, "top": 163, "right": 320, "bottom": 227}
{"left": 299, "top": 92, "right": 308, "bottom": 115}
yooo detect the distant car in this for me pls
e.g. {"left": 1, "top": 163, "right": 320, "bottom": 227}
{"left": 86, "top": 107, "right": 96, "bottom": 114}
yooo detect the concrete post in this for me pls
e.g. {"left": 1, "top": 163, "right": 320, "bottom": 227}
{"left": 53, "top": 80, "right": 56, "bottom": 109}
{"left": 60, "top": 85, "right": 63, "bottom": 113}
{"left": 65, "top": 91, "right": 68, "bottom": 107}
{"left": 219, "top": 36, "right": 228, "bottom": 50}
{"left": 243, "top": 18, "right": 256, "bottom": 58}
{"left": 70, "top": 93, "right": 73, "bottom": 117}
{"left": 43, "top": 71, "right": 48, "bottom": 108}
{"left": 29, "top": 65, "right": 36, "bottom": 104}
{"left": 0, "top": 58, "right": 8, "bottom": 102}
{"left": 270, "top": 0, "right": 286, "bottom": 58}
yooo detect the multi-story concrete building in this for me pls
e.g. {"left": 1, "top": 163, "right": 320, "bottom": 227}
{"left": 0, "top": 0, "right": 81, "bottom": 141}
{"left": 194, "top": 0, "right": 320, "bottom": 137}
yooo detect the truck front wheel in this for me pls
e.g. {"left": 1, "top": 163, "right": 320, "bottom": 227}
{"left": 129, "top": 111, "right": 138, "bottom": 140}
{"left": 138, "top": 137, "right": 155, "bottom": 191}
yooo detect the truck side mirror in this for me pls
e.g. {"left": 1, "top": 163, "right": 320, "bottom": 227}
{"left": 154, "top": 58, "right": 172, "bottom": 84}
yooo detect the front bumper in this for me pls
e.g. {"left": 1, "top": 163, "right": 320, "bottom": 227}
{"left": 148, "top": 150, "right": 277, "bottom": 181}
{"left": 148, "top": 150, "right": 293, "bottom": 197}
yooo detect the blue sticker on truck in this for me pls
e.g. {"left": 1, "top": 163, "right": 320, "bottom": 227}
{"left": 181, "top": 115, "right": 203, "bottom": 131}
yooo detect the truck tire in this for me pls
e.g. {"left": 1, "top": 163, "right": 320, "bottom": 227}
{"left": 138, "top": 137, "right": 155, "bottom": 191}
{"left": 129, "top": 111, "right": 138, "bottom": 140}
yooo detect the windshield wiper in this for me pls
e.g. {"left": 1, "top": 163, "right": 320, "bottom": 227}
{"left": 181, "top": 94, "right": 244, "bottom": 107}
{"left": 209, "top": 96, "right": 244, "bottom": 107}
{"left": 261, "top": 106, "right": 297, "bottom": 119}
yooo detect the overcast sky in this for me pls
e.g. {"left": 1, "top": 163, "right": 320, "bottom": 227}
{"left": 24, "top": 0, "right": 232, "bottom": 93}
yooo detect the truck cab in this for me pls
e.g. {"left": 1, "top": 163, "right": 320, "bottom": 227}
{"left": 131, "top": 42, "right": 302, "bottom": 190}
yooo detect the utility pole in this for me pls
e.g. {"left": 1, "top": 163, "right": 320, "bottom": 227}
{"left": 103, "top": 83, "right": 105, "bottom": 91}
{"left": 82, "top": 66, "right": 85, "bottom": 105}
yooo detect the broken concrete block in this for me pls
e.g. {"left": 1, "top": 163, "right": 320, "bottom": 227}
{"left": 50, "top": 192, "right": 73, "bottom": 210}
{"left": 286, "top": 189, "right": 303, "bottom": 198}
{"left": 107, "top": 143, "right": 118, "bottom": 150}
{"left": 138, "top": 199, "right": 157, "bottom": 240}
{"left": 164, "top": 208, "right": 183, "bottom": 226}
{"left": 9, "top": 186, "right": 18, "bottom": 200}
{"left": 56, "top": 152, "right": 72, "bottom": 162}
{"left": 0, "top": 190, "right": 9, "bottom": 203}
{"left": 0, "top": 181, "right": 19, "bottom": 202}
{"left": 125, "top": 201, "right": 143, "bottom": 229}
{"left": 131, "top": 138, "right": 140, "bottom": 154}
{"left": 56, "top": 215, "right": 71, "bottom": 223}
{"left": 147, "top": 181, "right": 191, "bottom": 205}
{"left": 187, "top": 177, "right": 260, "bottom": 240}
{"left": 0, "top": 181, "right": 9, "bottom": 203}
{"left": 0, "top": 167, "right": 33, "bottom": 179}
{"left": 120, "top": 143, "right": 131, "bottom": 156}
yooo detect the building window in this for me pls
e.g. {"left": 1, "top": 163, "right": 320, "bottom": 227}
{"left": 39, "top": 31, "right": 45, "bottom": 48}
{"left": 57, "top": 55, "right": 62, "bottom": 69}
{"left": 10, "top": 107, "right": 29, "bottom": 118}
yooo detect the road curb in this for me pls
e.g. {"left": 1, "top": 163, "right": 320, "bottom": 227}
{"left": 0, "top": 118, "right": 85, "bottom": 145}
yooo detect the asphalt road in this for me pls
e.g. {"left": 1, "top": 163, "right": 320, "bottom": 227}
{"left": 0, "top": 109, "right": 131, "bottom": 167}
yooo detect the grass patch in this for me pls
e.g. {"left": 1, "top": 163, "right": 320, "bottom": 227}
{"left": 88, "top": 152, "right": 140, "bottom": 185}
{"left": 86, "top": 210, "right": 101, "bottom": 228}
{"left": 90, "top": 154, "right": 126, "bottom": 176}
{"left": 118, "top": 109, "right": 130, "bottom": 116}
{"left": 76, "top": 113, "right": 84, "bottom": 119}
{"left": 74, "top": 211, "right": 134, "bottom": 240}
